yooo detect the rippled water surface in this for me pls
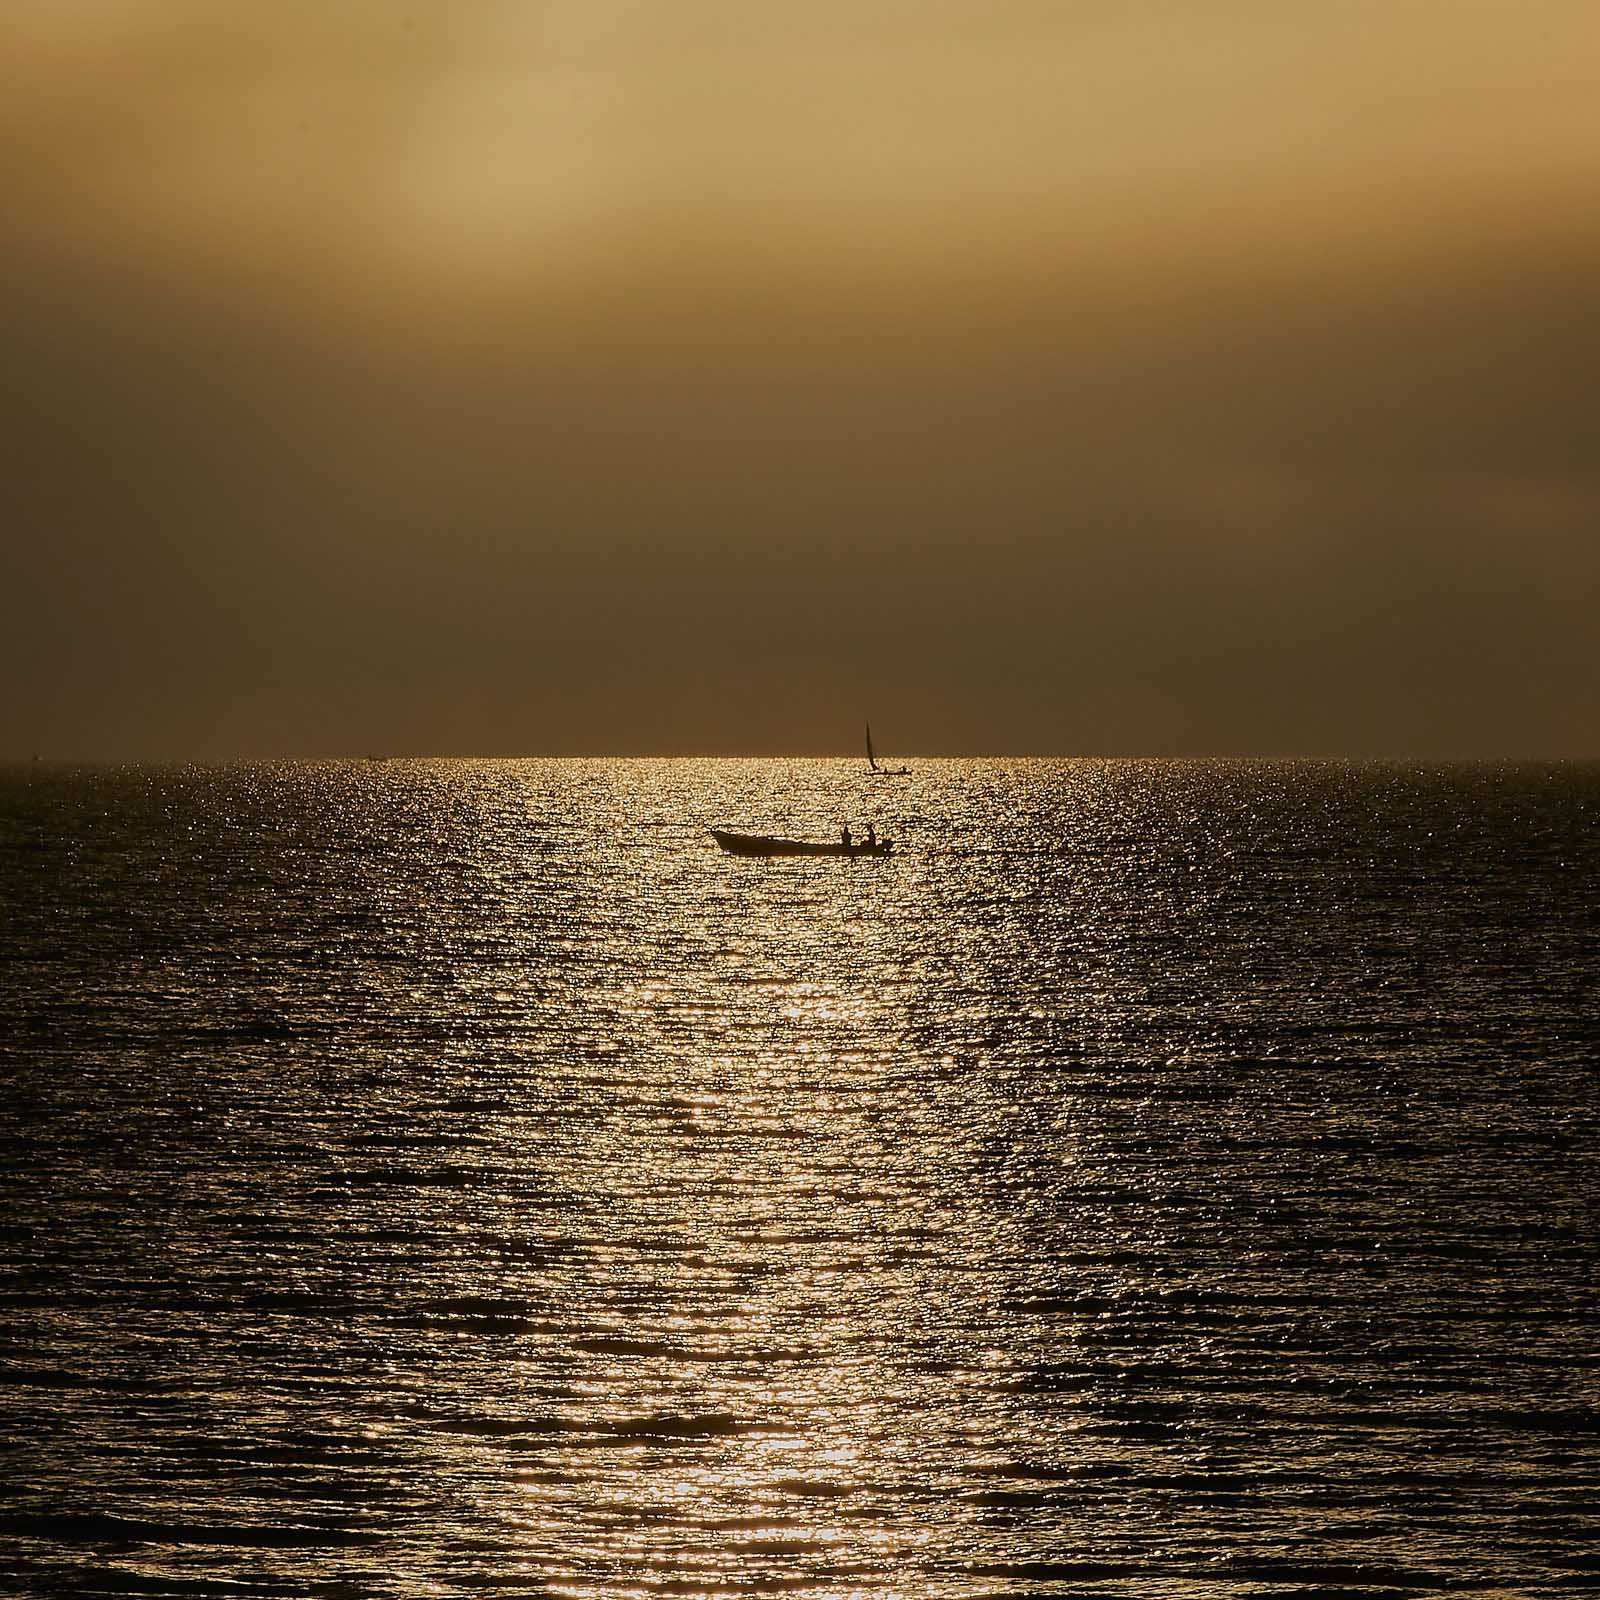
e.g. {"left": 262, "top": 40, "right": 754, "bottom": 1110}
{"left": 2, "top": 759, "right": 1597, "bottom": 1597}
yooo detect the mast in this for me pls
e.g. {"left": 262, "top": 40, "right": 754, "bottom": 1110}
{"left": 866, "top": 722, "right": 879, "bottom": 771}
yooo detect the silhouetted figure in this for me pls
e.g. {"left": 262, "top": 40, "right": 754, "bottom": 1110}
{"left": 842, "top": 824, "right": 853, "bottom": 851}
{"left": 865, "top": 823, "right": 877, "bottom": 848}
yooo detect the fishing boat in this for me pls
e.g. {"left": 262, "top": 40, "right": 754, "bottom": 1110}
{"left": 866, "top": 723, "right": 909, "bottom": 776}
{"left": 709, "top": 828, "right": 895, "bottom": 858}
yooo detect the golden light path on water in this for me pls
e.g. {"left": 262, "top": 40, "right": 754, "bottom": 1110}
{"left": 385, "top": 758, "right": 1123, "bottom": 1594}
{"left": 0, "top": 758, "right": 1596, "bottom": 1596}
{"left": 530, "top": 763, "right": 982, "bottom": 1593}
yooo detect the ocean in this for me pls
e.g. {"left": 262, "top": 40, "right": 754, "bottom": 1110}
{"left": 2, "top": 759, "right": 1596, "bottom": 1598}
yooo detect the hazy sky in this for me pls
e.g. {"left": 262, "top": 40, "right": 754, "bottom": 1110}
{"left": 5, "top": 2, "right": 1598, "bottom": 757}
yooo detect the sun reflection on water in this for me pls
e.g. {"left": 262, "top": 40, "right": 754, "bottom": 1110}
{"left": 3, "top": 760, "right": 1594, "bottom": 1594}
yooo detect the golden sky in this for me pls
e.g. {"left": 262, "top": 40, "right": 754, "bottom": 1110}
{"left": 4, "top": 2, "right": 1598, "bottom": 755}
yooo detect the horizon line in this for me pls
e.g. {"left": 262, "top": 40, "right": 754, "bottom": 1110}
{"left": 6, "top": 751, "right": 1598, "bottom": 766}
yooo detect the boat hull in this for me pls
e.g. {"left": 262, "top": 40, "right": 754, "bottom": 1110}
{"left": 709, "top": 829, "right": 894, "bottom": 857}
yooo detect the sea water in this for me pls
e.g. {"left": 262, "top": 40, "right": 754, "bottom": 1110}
{"left": 1, "top": 759, "right": 1596, "bottom": 1597}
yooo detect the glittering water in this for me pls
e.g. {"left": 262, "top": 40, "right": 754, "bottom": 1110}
{"left": 2, "top": 759, "right": 1597, "bottom": 1597}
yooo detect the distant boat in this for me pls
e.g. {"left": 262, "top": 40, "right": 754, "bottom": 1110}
{"left": 710, "top": 828, "right": 895, "bottom": 858}
{"left": 866, "top": 722, "right": 909, "bottom": 776}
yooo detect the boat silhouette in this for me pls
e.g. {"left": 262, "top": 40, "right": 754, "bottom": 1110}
{"left": 866, "top": 722, "right": 908, "bottom": 776}
{"left": 709, "top": 828, "right": 894, "bottom": 858}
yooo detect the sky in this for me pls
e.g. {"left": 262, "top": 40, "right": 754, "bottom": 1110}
{"left": 4, "top": 1, "right": 1598, "bottom": 758}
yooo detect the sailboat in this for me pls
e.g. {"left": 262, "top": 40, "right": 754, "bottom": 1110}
{"left": 866, "top": 722, "right": 909, "bottom": 776}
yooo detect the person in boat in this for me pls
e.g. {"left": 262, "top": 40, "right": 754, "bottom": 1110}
{"left": 841, "top": 824, "right": 853, "bottom": 851}
{"left": 865, "top": 823, "right": 877, "bottom": 849}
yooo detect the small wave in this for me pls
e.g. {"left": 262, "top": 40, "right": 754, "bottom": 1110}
{"left": 571, "top": 1336, "right": 676, "bottom": 1357}
{"left": 0, "top": 1512, "right": 380, "bottom": 1548}
{"left": 771, "top": 1478, "right": 853, "bottom": 1498}
{"left": 962, "top": 1560, "right": 1139, "bottom": 1581}
{"left": 1208, "top": 1556, "right": 1450, "bottom": 1588}
{"left": 430, "top": 1416, "right": 570, "bottom": 1438}
{"left": 605, "top": 1412, "right": 776, "bottom": 1440}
